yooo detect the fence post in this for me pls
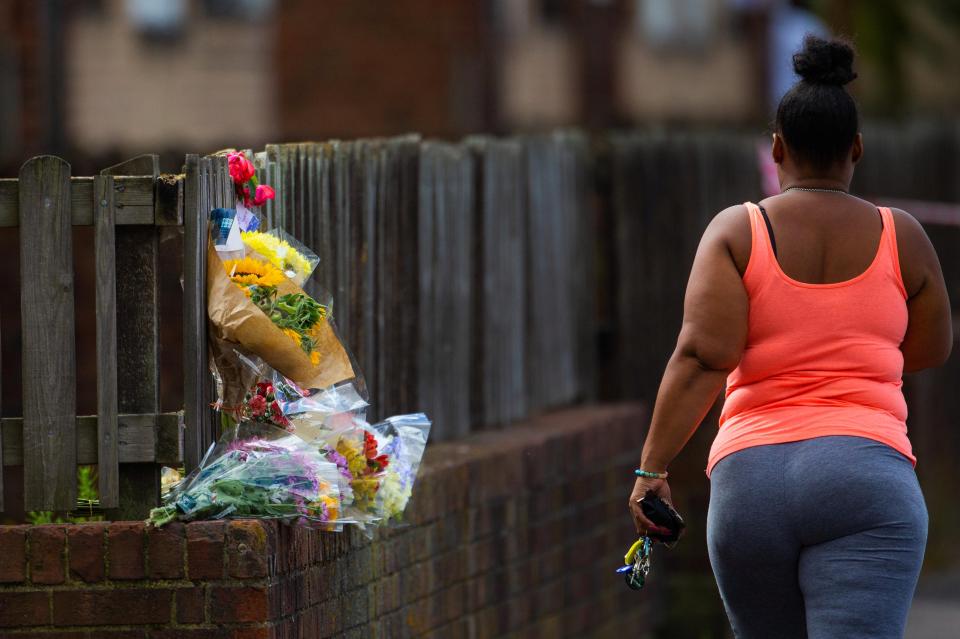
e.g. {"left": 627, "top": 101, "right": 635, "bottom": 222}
{"left": 19, "top": 155, "right": 77, "bottom": 512}
{"left": 93, "top": 175, "right": 119, "bottom": 509}
{"left": 101, "top": 155, "right": 162, "bottom": 519}
{"left": 182, "top": 154, "right": 209, "bottom": 473}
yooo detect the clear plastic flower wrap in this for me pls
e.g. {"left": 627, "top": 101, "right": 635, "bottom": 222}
{"left": 313, "top": 413, "right": 431, "bottom": 529}
{"left": 370, "top": 414, "right": 431, "bottom": 524}
{"left": 147, "top": 422, "right": 343, "bottom": 530}
{"left": 241, "top": 227, "right": 321, "bottom": 287}
{"left": 314, "top": 419, "right": 386, "bottom": 528}
{"left": 215, "top": 351, "right": 368, "bottom": 439}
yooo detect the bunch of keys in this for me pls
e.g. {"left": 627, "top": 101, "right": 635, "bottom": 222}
{"left": 616, "top": 536, "right": 653, "bottom": 590}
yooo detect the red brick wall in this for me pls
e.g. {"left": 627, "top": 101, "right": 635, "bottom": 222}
{"left": 0, "top": 404, "right": 656, "bottom": 638}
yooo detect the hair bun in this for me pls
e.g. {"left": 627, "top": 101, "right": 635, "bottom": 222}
{"left": 793, "top": 34, "right": 857, "bottom": 86}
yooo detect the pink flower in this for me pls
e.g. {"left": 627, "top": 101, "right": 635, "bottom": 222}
{"left": 251, "top": 184, "right": 275, "bottom": 207}
{"left": 228, "top": 152, "right": 256, "bottom": 185}
{"left": 248, "top": 394, "right": 267, "bottom": 417}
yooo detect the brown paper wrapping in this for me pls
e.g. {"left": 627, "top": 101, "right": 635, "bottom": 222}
{"left": 207, "top": 244, "right": 354, "bottom": 392}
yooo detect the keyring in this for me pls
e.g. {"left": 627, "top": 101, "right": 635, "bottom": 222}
{"left": 616, "top": 536, "right": 652, "bottom": 590}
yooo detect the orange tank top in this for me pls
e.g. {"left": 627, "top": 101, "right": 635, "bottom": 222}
{"left": 706, "top": 202, "right": 916, "bottom": 478}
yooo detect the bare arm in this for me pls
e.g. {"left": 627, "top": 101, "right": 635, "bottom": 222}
{"left": 892, "top": 209, "right": 953, "bottom": 372}
{"left": 629, "top": 206, "right": 749, "bottom": 533}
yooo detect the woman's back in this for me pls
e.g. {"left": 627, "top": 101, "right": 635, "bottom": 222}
{"left": 629, "top": 34, "right": 952, "bottom": 639}
{"left": 708, "top": 197, "right": 913, "bottom": 477}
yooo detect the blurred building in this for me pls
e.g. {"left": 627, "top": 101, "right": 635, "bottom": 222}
{"left": 1, "top": 0, "right": 959, "bottom": 169}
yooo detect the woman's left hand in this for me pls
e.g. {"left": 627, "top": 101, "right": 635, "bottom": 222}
{"left": 628, "top": 476, "right": 676, "bottom": 537}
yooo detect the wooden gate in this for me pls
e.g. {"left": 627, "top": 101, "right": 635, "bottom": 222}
{"left": 0, "top": 154, "right": 217, "bottom": 519}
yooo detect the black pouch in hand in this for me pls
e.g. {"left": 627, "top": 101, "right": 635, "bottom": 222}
{"left": 640, "top": 491, "right": 686, "bottom": 546}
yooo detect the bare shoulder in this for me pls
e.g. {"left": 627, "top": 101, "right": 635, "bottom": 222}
{"left": 888, "top": 207, "right": 940, "bottom": 296}
{"left": 704, "top": 204, "right": 751, "bottom": 274}
{"left": 889, "top": 207, "right": 927, "bottom": 239}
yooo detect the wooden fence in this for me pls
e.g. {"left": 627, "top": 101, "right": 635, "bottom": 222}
{"left": 0, "top": 132, "right": 595, "bottom": 518}
{"left": 248, "top": 133, "right": 594, "bottom": 431}
{"left": 0, "top": 154, "right": 189, "bottom": 519}
{"left": 2, "top": 124, "right": 956, "bottom": 527}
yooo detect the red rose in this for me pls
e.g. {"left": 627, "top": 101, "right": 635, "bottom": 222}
{"left": 248, "top": 394, "right": 267, "bottom": 417}
{"left": 255, "top": 381, "right": 271, "bottom": 396}
{"left": 228, "top": 152, "right": 256, "bottom": 184}
{"left": 251, "top": 184, "right": 275, "bottom": 207}
{"left": 241, "top": 185, "right": 252, "bottom": 207}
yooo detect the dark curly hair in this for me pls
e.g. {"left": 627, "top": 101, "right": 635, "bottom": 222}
{"left": 775, "top": 35, "right": 859, "bottom": 170}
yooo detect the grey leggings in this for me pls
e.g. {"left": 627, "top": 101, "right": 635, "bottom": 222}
{"left": 707, "top": 435, "right": 928, "bottom": 639}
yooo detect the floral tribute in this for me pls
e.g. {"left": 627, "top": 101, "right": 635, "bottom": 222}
{"left": 150, "top": 146, "right": 431, "bottom": 533}
{"left": 148, "top": 425, "right": 341, "bottom": 528}
{"left": 221, "top": 256, "right": 328, "bottom": 366}
{"left": 229, "top": 151, "right": 275, "bottom": 207}
{"left": 241, "top": 381, "right": 292, "bottom": 431}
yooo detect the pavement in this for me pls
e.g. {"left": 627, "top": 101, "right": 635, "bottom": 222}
{"left": 905, "top": 571, "right": 960, "bottom": 639}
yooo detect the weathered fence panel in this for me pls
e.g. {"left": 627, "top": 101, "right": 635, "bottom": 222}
{"left": 93, "top": 175, "right": 119, "bottom": 508}
{"left": 469, "top": 137, "right": 528, "bottom": 428}
{"left": 19, "top": 156, "right": 77, "bottom": 512}
{"left": 182, "top": 155, "right": 206, "bottom": 474}
{"left": 611, "top": 131, "right": 762, "bottom": 400}
{"left": 254, "top": 135, "right": 592, "bottom": 439}
{"left": 101, "top": 155, "right": 164, "bottom": 519}
{"left": 418, "top": 142, "right": 475, "bottom": 440}
{"left": 525, "top": 131, "right": 593, "bottom": 410}
{"left": 1, "top": 156, "right": 187, "bottom": 515}
{"left": 374, "top": 136, "right": 420, "bottom": 418}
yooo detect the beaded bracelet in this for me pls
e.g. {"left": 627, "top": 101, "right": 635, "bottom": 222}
{"left": 634, "top": 469, "right": 668, "bottom": 479}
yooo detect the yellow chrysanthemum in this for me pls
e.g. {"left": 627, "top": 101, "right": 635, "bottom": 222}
{"left": 242, "top": 231, "right": 314, "bottom": 281}
{"left": 319, "top": 494, "right": 339, "bottom": 520}
{"left": 223, "top": 256, "right": 285, "bottom": 288}
{"left": 336, "top": 438, "right": 368, "bottom": 477}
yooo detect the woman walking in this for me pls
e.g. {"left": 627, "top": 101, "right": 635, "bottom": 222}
{"left": 628, "top": 35, "right": 952, "bottom": 638}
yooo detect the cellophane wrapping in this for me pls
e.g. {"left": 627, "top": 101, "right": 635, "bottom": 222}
{"left": 149, "top": 422, "right": 343, "bottom": 529}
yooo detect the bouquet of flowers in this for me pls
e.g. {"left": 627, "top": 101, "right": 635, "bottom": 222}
{"left": 148, "top": 422, "right": 342, "bottom": 529}
{"left": 207, "top": 151, "right": 354, "bottom": 399}
{"left": 315, "top": 413, "right": 431, "bottom": 526}
{"left": 371, "top": 414, "right": 430, "bottom": 523}
{"left": 207, "top": 233, "right": 354, "bottom": 395}
{"left": 233, "top": 380, "right": 293, "bottom": 432}
{"left": 177, "top": 148, "right": 431, "bottom": 533}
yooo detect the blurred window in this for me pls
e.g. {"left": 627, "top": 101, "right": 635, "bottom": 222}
{"left": 125, "top": 0, "right": 187, "bottom": 42}
{"left": 635, "top": 0, "right": 716, "bottom": 50}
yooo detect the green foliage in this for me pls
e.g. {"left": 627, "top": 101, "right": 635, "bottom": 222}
{"left": 77, "top": 465, "right": 98, "bottom": 502}
{"left": 812, "top": 0, "right": 960, "bottom": 114}
{"left": 25, "top": 511, "right": 68, "bottom": 525}
{"left": 24, "top": 465, "right": 104, "bottom": 525}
